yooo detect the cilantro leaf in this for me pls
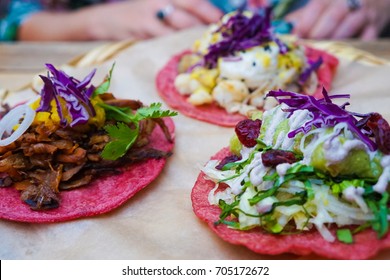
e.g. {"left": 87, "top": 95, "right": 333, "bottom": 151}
{"left": 99, "top": 102, "right": 177, "bottom": 160}
{"left": 101, "top": 122, "right": 138, "bottom": 160}
{"left": 94, "top": 63, "right": 115, "bottom": 96}
{"left": 135, "top": 103, "right": 178, "bottom": 121}
{"left": 99, "top": 102, "right": 133, "bottom": 123}
{"left": 99, "top": 102, "right": 177, "bottom": 124}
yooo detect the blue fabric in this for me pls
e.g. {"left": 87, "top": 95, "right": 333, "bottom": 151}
{"left": 0, "top": 1, "right": 42, "bottom": 41}
{"left": 209, "top": 0, "right": 247, "bottom": 13}
{"left": 0, "top": 0, "right": 110, "bottom": 41}
{"left": 0, "top": 0, "right": 313, "bottom": 41}
{"left": 270, "top": 0, "right": 309, "bottom": 13}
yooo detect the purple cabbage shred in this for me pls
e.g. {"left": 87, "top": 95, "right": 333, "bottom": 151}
{"left": 266, "top": 88, "right": 378, "bottom": 151}
{"left": 37, "top": 64, "right": 97, "bottom": 127}
{"left": 203, "top": 8, "right": 287, "bottom": 68}
{"left": 298, "top": 56, "right": 323, "bottom": 85}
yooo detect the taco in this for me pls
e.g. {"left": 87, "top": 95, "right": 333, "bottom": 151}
{"left": 191, "top": 89, "right": 390, "bottom": 259}
{"left": 156, "top": 9, "right": 338, "bottom": 127}
{"left": 0, "top": 64, "right": 176, "bottom": 223}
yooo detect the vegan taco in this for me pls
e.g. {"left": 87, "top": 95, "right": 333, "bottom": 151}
{"left": 192, "top": 89, "right": 390, "bottom": 259}
{"left": 156, "top": 8, "right": 338, "bottom": 126}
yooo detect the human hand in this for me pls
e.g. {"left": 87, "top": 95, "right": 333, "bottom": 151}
{"left": 82, "top": 0, "right": 223, "bottom": 40}
{"left": 285, "top": 0, "right": 390, "bottom": 40}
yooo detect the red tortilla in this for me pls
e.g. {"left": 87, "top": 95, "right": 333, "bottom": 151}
{"left": 156, "top": 51, "right": 245, "bottom": 127}
{"left": 305, "top": 46, "right": 339, "bottom": 98}
{"left": 191, "top": 147, "right": 390, "bottom": 259}
{"left": 0, "top": 118, "right": 175, "bottom": 223}
{"left": 156, "top": 47, "right": 338, "bottom": 127}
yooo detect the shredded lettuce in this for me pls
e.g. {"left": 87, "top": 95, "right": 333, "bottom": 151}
{"left": 204, "top": 90, "right": 390, "bottom": 242}
{"left": 267, "top": 88, "right": 377, "bottom": 151}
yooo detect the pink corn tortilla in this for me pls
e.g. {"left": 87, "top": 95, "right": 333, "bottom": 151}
{"left": 191, "top": 147, "right": 390, "bottom": 259}
{"left": 156, "top": 47, "right": 338, "bottom": 127}
{"left": 305, "top": 46, "right": 339, "bottom": 98}
{"left": 156, "top": 51, "right": 245, "bottom": 127}
{"left": 0, "top": 118, "right": 175, "bottom": 223}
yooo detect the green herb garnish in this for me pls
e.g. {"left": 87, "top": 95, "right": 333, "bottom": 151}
{"left": 94, "top": 63, "right": 115, "bottom": 96}
{"left": 217, "top": 199, "right": 240, "bottom": 222}
{"left": 367, "top": 192, "right": 389, "bottom": 238}
{"left": 100, "top": 102, "right": 177, "bottom": 160}
{"left": 101, "top": 122, "right": 138, "bottom": 160}
{"left": 336, "top": 229, "right": 354, "bottom": 244}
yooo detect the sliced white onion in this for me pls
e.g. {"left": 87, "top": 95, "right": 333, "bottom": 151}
{"left": 0, "top": 104, "right": 36, "bottom": 146}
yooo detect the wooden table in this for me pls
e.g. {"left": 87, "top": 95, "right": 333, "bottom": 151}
{"left": 0, "top": 42, "right": 107, "bottom": 90}
{"left": 1, "top": 37, "right": 390, "bottom": 261}
{"left": 1, "top": 39, "right": 390, "bottom": 91}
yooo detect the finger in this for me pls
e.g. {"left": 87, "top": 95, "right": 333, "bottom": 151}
{"left": 285, "top": 9, "right": 306, "bottom": 36}
{"left": 286, "top": 0, "right": 328, "bottom": 38}
{"left": 284, "top": 7, "right": 303, "bottom": 26}
{"left": 360, "top": 24, "right": 379, "bottom": 41}
{"left": 164, "top": 8, "right": 203, "bottom": 30}
{"left": 308, "top": 3, "right": 351, "bottom": 39}
{"left": 173, "top": 0, "right": 223, "bottom": 23}
{"left": 332, "top": 11, "right": 366, "bottom": 39}
{"left": 144, "top": 19, "right": 175, "bottom": 38}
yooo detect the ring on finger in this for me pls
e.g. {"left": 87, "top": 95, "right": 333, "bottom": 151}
{"left": 156, "top": 4, "right": 175, "bottom": 21}
{"left": 346, "top": 0, "right": 361, "bottom": 11}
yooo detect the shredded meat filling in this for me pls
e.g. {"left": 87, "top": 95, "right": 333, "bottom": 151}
{"left": 0, "top": 97, "right": 172, "bottom": 211}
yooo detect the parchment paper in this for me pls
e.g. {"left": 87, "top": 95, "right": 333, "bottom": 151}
{"left": 1, "top": 27, "right": 390, "bottom": 260}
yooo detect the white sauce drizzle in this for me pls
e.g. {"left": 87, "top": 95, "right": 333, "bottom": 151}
{"left": 282, "top": 109, "right": 312, "bottom": 150}
{"left": 256, "top": 197, "right": 277, "bottom": 214}
{"left": 273, "top": 131, "right": 285, "bottom": 149}
{"left": 373, "top": 155, "right": 390, "bottom": 193}
{"left": 204, "top": 101, "right": 389, "bottom": 243}
{"left": 342, "top": 186, "right": 368, "bottom": 213}
{"left": 249, "top": 156, "right": 268, "bottom": 187}
{"left": 276, "top": 163, "right": 293, "bottom": 177}
{"left": 219, "top": 45, "right": 280, "bottom": 89}
{"left": 324, "top": 138, "right": 366, "bottom": 164}
{"left": 262, "top": 105, "right": 288, "bottom": 146}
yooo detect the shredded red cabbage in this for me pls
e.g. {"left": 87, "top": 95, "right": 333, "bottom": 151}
{"left": 298, "top": 56, "right": 323, "bottom": 85}
{"left": 37, "top": 64, "right": 97, "bottom": 127}
{"left": 203, "top": 8, "right": 287, "bottom": 68}
{"left": 266, "top": 88, "right": 378, "bottom": 151}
